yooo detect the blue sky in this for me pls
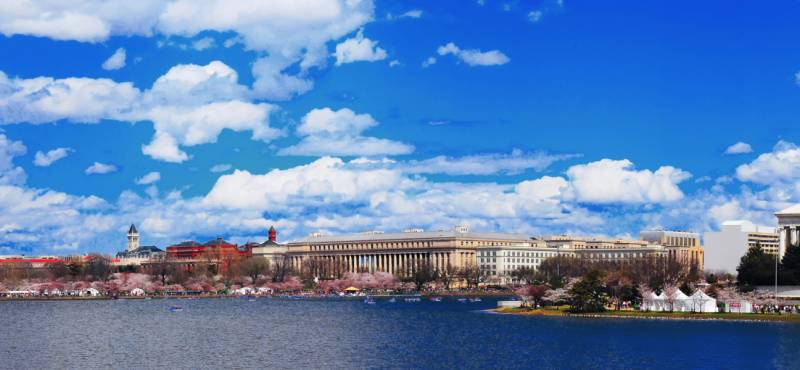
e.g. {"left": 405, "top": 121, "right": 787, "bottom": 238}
{"left": 0, "top": 0, "right": 799, "bottom": 254}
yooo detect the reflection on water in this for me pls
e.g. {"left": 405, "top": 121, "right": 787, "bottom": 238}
{"left": 1, "top": 297, "right": 798, "bottom": 369}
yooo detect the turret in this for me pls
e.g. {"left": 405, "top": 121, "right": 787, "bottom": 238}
{"left": 268, "top": 226, "right": 277, "bottom": 242}
{"left": 127, "top": 223, "right": 140, "bottom": 252}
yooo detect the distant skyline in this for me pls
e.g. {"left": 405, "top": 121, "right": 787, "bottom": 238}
{"left": 1, "top": 0, "right": 800, "bottom": 254}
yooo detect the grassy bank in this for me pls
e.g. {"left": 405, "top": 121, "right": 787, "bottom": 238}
{"left": 494, "top": 306, "right": 800, "bottom": 323}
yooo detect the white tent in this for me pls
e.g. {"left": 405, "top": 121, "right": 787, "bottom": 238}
{"left": 668, "top": 290, "right": 690, "bottom": 312}
{"left": 256, "top": 287, "right": 273, "bottom": 295}
{"left": 82, "top": 288, "right": 100, "bottom": 297}
{"left": 688, "top": 291, "right": 718, "bottom": 313}
{"left": 130, "top": 288, "right": 145, "bottom": 296}
{"left": 641, "top": 292, "right": 661, "bottom": 311}
{"left": 235, "top": 287, "right": 255, "bottom": 295}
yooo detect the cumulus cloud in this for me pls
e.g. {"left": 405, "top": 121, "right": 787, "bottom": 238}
{"left": 278, "top": 107, "right": 413, "bottom": 157}
{"left": 565, "top": 159, "right": 691, "bottom": 204}
{"left": 101, "top": 47, "right": 126, "bottom": 70}
{"left": 421, "top": 57, "right": 437, "bottom": 68}
{"left": 0, "top": 132, "right": 736, "bottom": 255}
{"left": 528, "top": 10, "right": 543, "bottom": 22}
{"left": 333, "top": 29, "right": 387, "bottom": 66}
{"left": 210, "top": 164, "right": 233, "bottom": 173}
{"left": 736, "top": 140, "right": 800, "bottom": 185}
{"left": 724, "top": 141, "right": 752, "bottom": 155}
{"left": 436, "top": 42, "right": 509, "bottom": 66}
{"left": 0, "top": 61, "right": 280, "bottom": 163}
{"left": 135, "top": 171, "right": 161, "bottom": 185}
{"left": 190, "top": 36, "right": 215, "bottom": 51}
{"left": 0, "top": 0, "right": 375, "bottom": 101}
{"left": 85, "top": 162, "right": 117, "bottom": 175}
{"left": 33, "top": 147, "right": 71, "bottom": 167}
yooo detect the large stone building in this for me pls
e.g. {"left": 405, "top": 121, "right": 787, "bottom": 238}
{"left": 542, "top": 235, "right": 667, "bottom": 263}
{"left": 281, "top": 226, "right": 533, "bottom": 277}
{"left": 476, "top": 241, "right": 561, "bottom": 284}
{"left": 703, "top": 220, "right": 779, "bottom": 273}
{"left": 115, "top": 224, "right": 164, "bottom": 266}
{"left": 776, "top": 204, "right": 800, "bottom": 260}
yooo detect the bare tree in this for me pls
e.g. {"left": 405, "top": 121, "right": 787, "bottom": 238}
{"left": 240, "top": 256, "right": 270, "bottom": 285}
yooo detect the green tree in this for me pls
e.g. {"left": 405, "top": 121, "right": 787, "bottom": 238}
{"left": 779, "top": 244, "right": 800, "bottom": 285}
{"left": 568, "top": 269, "right": 607, "bottom": 313}
{"left": 736, "top": 243, "right": 775, "bottom": 288}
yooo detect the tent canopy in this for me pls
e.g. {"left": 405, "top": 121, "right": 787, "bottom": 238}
{"left": 344, "top": 287, "right": 360, "bottom": 292}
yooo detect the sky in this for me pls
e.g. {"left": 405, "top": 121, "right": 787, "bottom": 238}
{"left": 0, "top": 0, "right": 799, "bottom": 255}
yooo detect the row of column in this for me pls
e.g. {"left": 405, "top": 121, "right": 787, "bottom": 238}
{"left": 289, "top": 251, "right": 479, "bottom": 276}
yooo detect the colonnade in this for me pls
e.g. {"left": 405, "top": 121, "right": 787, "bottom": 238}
{"left": 289, "top": 250, "right": 477, "bottom": 276}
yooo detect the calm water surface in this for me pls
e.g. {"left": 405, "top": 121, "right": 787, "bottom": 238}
{"left": 0, "top": 297, "right": 798, "bottom": 369}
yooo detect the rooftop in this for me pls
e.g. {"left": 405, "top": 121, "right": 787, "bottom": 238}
{"left": 290, "top": 229, "right": 533, "bottom": 244}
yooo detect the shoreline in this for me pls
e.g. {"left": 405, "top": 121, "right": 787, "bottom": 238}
{"left": 0, "top": 291, "right": 512, "bottom": 302}
{"left": 492, "top": 307, "right": 800, "bottom": 323}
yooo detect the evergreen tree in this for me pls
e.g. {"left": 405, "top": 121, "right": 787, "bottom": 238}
{"left": 736, "top": 243, "right": 775, "bottom": 288}
{"left": 568, "top": 269, "right": 607, "bottom": 313}
{"left": 779, "top": 244, "right": 800, "bottom": 285}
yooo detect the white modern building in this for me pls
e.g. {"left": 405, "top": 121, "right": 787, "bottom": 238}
{"left": 704, "top": 221, "right": 779, "bottom": 273}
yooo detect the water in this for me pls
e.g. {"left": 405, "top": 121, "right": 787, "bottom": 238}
{"left": 1, "top": 297, "right": 798, "bottom": 369}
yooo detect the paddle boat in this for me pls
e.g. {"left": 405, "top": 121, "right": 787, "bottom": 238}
{"left": 457, "top": 298, "right": 468, "bottom": 303}
{"left": 169, "top": 306, "right": 183, "bottom": 312}
{"left": 363, "top": 297, "right": 376, "bottom": 305}
{"left": 469, "top": 297, "right": 482, "bottom": 302}
{"left": 430, "top": 297, "right": 443, "bottom": 302}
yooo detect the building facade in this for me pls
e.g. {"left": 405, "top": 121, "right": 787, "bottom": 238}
{"left": 776, "top": 204, "right": 800, "bottom": 260}
{"left": 476, "top": 243, "right": 560, "bottom": 284}
{"left": 543, "top": 235, "right": 667, "bottom": 263}
{"left": 704, "top": 220, "right": 779, "bottom": 273}
{"left": 640, "top": 230, "right": 704, "bottom": 272}
{"left": 282, "top": 226, "right": 534, "bottom": 278}
{"left": 114, "top": 224, "right": 164, "bottom": 266}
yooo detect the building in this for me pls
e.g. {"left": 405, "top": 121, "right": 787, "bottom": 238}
{"left": 543, "top": 235, "right": 667, "bottom": 263}
{"left": 283, "top": 226, "right": 534, "bottom": 278}
{"left": 640, "top": 230, "right": 704, "bottom": 272}
{"left": 703, "top": 221, "right": 779, "bottom": 273}
{"left": 115, "top": 224, "right": 164, "bottom": 265}
{"left": 165, "top": 237, "right": 251, "bottom": 260}
{"left": 476, "top": 242, "right": 561, "bottom": 284}
{"left": 251, "top": 226, "right": 288, "bottom": 265}
{"left": 776, "top": 204, "right": 800, "bottom": 260}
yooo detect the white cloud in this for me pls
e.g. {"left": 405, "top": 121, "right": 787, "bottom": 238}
{"left": 736, "top": 140, "right": 800, "bottom": 185}
{"left": 191, "top": 36, "right": 215, "bottom": 51}
{"left": 565, "top": 159, "right": 691, "bottom": 204}
{"left": 0, "top": 0, "right": 376, "bottom": 101}
{"left": 724, "top": 141, "right": 752, "bottom": 155}
{"left": 421, "top": 57, "right": 437, "bottom": 68}
{"left": 135, "top": 171, "right": 161, "bottom": 185}
{"left": 333, "top": 29, "right": 387, "bottom": 66}
{"left": 0, "top": 71, "right": 140, "bottom": 124}
{"left": 371, "top": 150, "right": 578, "bottom": 176}
{"left": 85, "top": 162, "right": 117, "bottom": 175}
{"left": 279, "top": 107, "right": 413, "bottom": 157}
{"left": 0, "top": 61, "right": 280, "bottom": 163}
{"left": 436, "top": 42, "right": 509, "bottom": 66}
{"left": 33, "top": 147, "right": 71, "bottom": 167}
{"left": 389, "top": 60, "right": 401, "bottom": 67}
{"left": 0, "top": 134, "right": 26, "bottom": 185}
{"left": 528, "top": 10, "right": 543, "bottom": 23}
{"left": 101, "top": 47, "right": 126, "bottom": 70}
{"left": 210, "top": 164, "right": 233, "bottom": 173}
{"left": 400, "top": 10, "right": 422, "bottom": 18}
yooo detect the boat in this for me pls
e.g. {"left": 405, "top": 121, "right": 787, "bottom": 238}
{"left": 247, "top": 298, "right": 256, "bottom": 302}
{"left": 404, "top": 297, "right": 421, "bottom": 303}
{"left": 430, "top": 297, "right": 442, "bottom": 302}
{"left": 169, "top": 306, "right": 183, "bottom": 312}
{"left": 388, "top": 298, "right": 396, "bottom": 303}
{"left": 363, "top": 297, "right": 376, "bottom": 305}
{"left": 469, "top": 297, "right": 482, "bottom": 302}
{"left": 457, "top": 298, "right": 467, "bottom": 303}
